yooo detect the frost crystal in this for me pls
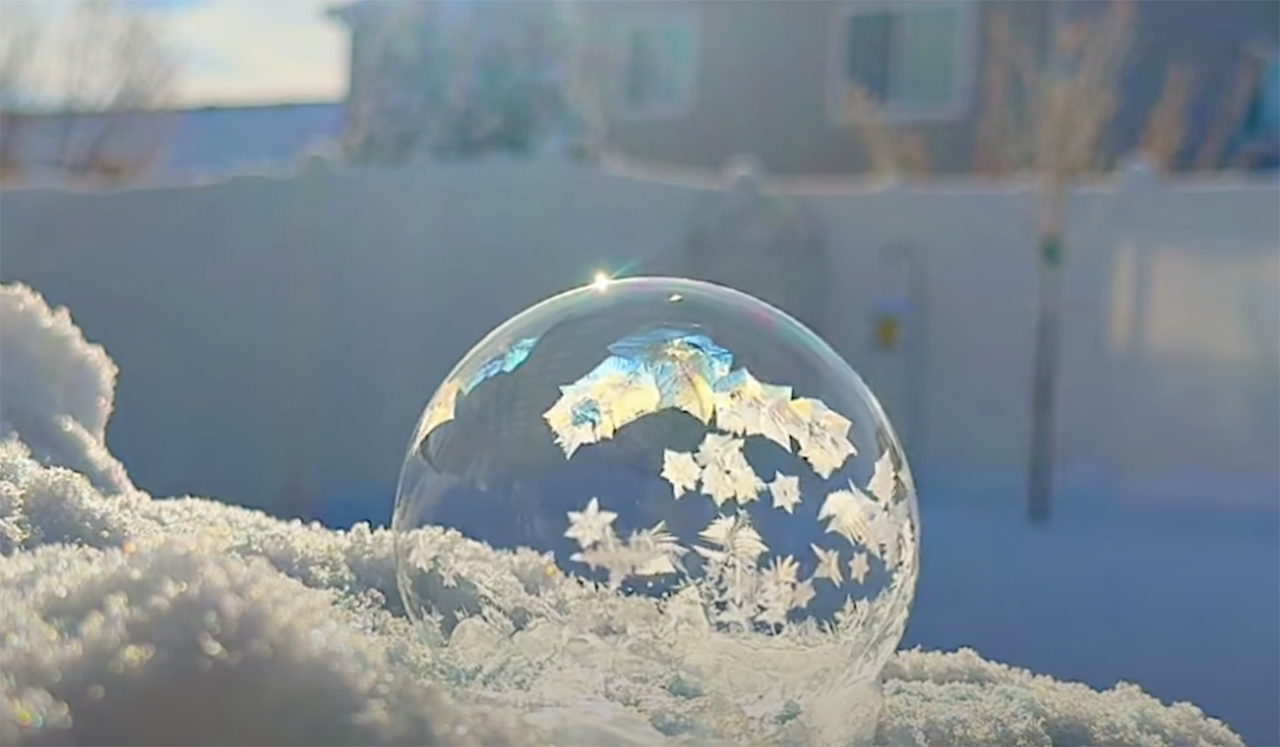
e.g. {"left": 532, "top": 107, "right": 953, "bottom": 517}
{"left": 627, "top": 521, "right": 686, "bottom": 576}
{"left": 694, "top": 432, "right": 741, "bottom": 467}
{"left": 789, "top": 398, "right": 857, "bottom": 478}
{"left": 834, "top": 596, "right": 871, "bottom": 632}
{"left": 848, "top": 551, "right": 871, "bottom": 584}
{"left": 695, "top": 434, "right": 764, "bottom": 507}
{"left": 565, "top": 498, "right": 618, "bottom": 549}
{"left": 811, "top": 544, "right": 844, "bottom": 587}
{"left": 543, "top": 362, "right": 664, "bottom": 457}
{"left": 818, "top": 484, "right": 877, "bottom": 548}
{"left": 767, "top": 472, "right": 802, "bottom": 513}
{"left": 790, "top": 578, "right": 816, "bottom": 610}
{"left": 698, "top": 514, "right": 767, "bottom": 561}
{"left": 415, "top": 378, "right": 460, "bottom": 445}
{"left": 660, "top": 449, "right": 701, "bottom": 498}
{"left": 868, "top": 447, "right": 898, "bottom": 503}
{"left": 711, "top": 369, "right": 795, "bottom": 451}
{"left": 764, "top": 555, "right": 800, "bottom": 586}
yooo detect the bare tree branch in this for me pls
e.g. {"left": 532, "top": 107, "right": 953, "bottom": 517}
{"left": 1140, "top": 63, "right": 1196, "bottom": 172}
{"left": 0, "top": 0, "right": 180, "bottom": 184}
{"left": 0, "top": 2, "right": 46, "bottom": 180}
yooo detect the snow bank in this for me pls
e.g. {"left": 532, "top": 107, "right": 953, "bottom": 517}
{"left": 0, "top": 283, "right": 1246, "bottom": 746}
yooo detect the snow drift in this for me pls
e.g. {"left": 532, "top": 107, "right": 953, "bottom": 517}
{"left": 0, "top": 283, "right": 1245, "bottom": 746}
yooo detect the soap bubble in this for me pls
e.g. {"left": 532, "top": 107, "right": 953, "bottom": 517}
{"left": 393, "top": 277, "right": 918, "bottom": 745}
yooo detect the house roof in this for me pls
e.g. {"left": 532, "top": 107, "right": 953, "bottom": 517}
{"left": 324, "top": 1, "right": 379, "bottom": 28}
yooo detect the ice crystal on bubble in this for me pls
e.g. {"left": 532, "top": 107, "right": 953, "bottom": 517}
{"left": 659, "top": 449, "right": 700, "bottom": 499}
{"left": 849, "top": 551, "right": 872, "bottom": 585}
{"left": 767, "top": 471, "right": 802, "bottom": 514}
{"left": 811, "top": 543, "right": 844, "bottom": 587}
{"left": 564, "top": 498, "right": 617, "bottom": 549}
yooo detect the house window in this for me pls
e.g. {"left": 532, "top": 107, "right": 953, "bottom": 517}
{"left": 1231, "top": 49, "right": 1279, "bottom": 170}
{"left": 1241, "top": 52, "right": 1279, "bottom": 138}
{"left": 608, "top": 13, "right": 699, "bottom": 120}
{"left": 830, "top": 1, "right": 975, "bottom": 121}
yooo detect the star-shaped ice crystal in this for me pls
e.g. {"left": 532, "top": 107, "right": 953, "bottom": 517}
{"left": 661, "top": 449, "right": 701, "bottom": 499}
{"left": 565, "top": 498, "right": 617, "bottom": 549}
{"left": 768, "top": 472, "right": 802, "bottom": 513}
{"left": 849, "top": 551, "right": 871, "bottom": 584}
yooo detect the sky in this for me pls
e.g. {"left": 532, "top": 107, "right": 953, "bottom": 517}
{"left": 4, "top": 0, "right": 348, "bottom": 107}
{"left": 152, "top": 0, "right": 347, "bottom": 105}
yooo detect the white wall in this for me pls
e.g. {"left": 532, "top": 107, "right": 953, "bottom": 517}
{"left": 1, "top": 159, "right": 1275, "bottom": 522}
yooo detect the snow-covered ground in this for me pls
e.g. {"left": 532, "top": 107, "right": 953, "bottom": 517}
{"left": 903, "top": 504, "right": 1278, "bottom": 747}
{"left": 316, "top": 469, "right": 1280, "bottom": 746}
{"left": 320, "top": 481, "right": 1280, "bottom": 746}
{"left": 1, "top": 282, "right": 1273, "bottom": 746}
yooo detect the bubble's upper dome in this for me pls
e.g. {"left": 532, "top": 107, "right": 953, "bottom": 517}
{"left": 393, "top": 276, "right": 919, "bottom": 745}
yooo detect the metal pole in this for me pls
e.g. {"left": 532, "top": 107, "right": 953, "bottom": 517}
{"left": 1027, "top": 231, "right": 1063, "bottom": 524}
{"left": 1027, "top": 125, "right": 1068, "bottom": 525}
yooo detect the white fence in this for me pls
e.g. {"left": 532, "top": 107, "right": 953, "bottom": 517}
{"left": 1, "top": 159, "right": 1276, "bottom": 522}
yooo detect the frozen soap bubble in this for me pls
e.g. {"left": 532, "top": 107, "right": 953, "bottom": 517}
{"left": 392, "top": 276, "right": 918, "bottom": 746}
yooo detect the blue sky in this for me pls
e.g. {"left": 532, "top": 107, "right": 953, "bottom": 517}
{"left": 149, "top": 0, "right": 347, "bottom": 105}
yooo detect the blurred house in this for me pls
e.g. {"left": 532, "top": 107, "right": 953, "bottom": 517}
{"left": 326, "top": 1, "right": 571, "bottom": 163}
{"left": 0, "top": 102, "right": 342, "bottom": 187}
{"left": 1069, "top": 0, "right": 1278, "bottom": 173}
{"left": 329, "top": 0, "right": 1278, "bottom": 175}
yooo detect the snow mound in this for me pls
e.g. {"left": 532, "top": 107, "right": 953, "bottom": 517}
{"left": 0, "top": 283, "right": 1246, "bottom": 746}
{"left": 0, "top": 284, "right": 131, "bottom": 495}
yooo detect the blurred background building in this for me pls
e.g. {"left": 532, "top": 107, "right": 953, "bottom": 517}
{"left": 1, "top": 0, "right": 1275, "bottom": 187}
{"left": 331, "top": 0, "right": 1277, "bottom": 174}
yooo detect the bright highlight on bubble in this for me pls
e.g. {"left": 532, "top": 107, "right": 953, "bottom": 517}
{"left": 393, "top": 277, "right": 919, "bottom": 746}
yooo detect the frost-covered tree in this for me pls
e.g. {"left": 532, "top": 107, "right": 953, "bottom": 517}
{"left": 0, "top": 0, "right": 180, "bottom": 184}
{"left": 344, "top": 1, "right": 571, "bottom": 164}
